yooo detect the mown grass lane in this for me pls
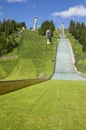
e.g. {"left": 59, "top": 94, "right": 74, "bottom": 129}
{"left": 0, "top": 80, "right": 86, "bottom": 130}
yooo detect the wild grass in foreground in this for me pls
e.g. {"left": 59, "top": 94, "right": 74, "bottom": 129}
{"left": 0, "top": 80, "right": 86, "bottom": 130}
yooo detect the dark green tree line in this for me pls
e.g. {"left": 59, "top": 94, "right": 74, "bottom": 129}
{"left": 38, "top": 20, "right": 55, "bottom": 36}
{"left": 0, "top": 19, "right": 26, "bottom": 56}
{"left": 69, "top": 20, "right": 86, "bottom": 52}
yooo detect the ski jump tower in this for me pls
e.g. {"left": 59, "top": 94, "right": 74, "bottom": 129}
{"left": 33, "top": 17, "right": 37, "bottom": 30}
{"left": 60, "top": 23, "right": 65, "bottom": 38}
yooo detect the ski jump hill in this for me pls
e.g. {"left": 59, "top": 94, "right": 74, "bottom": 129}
{"left": 51, "top": 38, "right": 86, "bottom": 80}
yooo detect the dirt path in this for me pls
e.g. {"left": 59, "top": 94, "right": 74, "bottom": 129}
{"left": 0, "top": 55, "right": 18, "bottom": 60}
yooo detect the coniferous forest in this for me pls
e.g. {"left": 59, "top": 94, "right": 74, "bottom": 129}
{"left": 0, "top": 19, "right": 26, "bottom": 56}
{"left": 38, "top": 20, "right": 55, "bottom": 36}
{"left": 69, "top": 20, "right": 86, "bottom": 52}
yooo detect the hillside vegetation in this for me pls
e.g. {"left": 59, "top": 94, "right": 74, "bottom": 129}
{"left": 69, "top": 20, "right": 86, "bottom": 51}
{"left": 2, "top": 29, "right": 58, "bottom": 80}
{"left": 0, "top": 19, "right": 26, "bottom": 56}
{"left": 0, "top": 56, "right": 18, "bottom": 80}
{"left": 0, "top": 28, "right": 86, "bottom": 80}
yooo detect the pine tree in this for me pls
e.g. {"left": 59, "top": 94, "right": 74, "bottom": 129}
{"left": 38, "top": 20, "right": 55, "bottom": 36}
{"left": 69, "top": 20, "right": 86, "bottom": 52}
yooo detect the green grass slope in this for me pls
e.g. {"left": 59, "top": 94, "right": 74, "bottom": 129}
{"left": 0, "top": 58, "right": 18, "bottom": 80}
{"left": 0, "top": 80, "right": 86, "bottom": 130}
{"left": 0, "top": 44, "right": 18, "bottom": 80}
{"left": 4, "top": 30, "right": 57, "bottom": 80}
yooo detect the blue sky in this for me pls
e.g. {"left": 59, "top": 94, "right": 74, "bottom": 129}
{"left": 0, "top": 0, "right": 86, "bottom": 29}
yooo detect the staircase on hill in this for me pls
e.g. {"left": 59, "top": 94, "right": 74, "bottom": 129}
{"left": 51, "top": 38, "right": 86, "bottom": 80}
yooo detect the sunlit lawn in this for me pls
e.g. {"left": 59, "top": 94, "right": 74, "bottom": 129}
{"left": 0, "top": 80, "right": 86, "bottom": 130}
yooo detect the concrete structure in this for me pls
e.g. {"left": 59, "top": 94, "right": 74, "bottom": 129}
{"left": 33, "top": 17, "right": 37, "bottom": 30}
{"left": 60, "top": 23, "right": 65, "bottom": 38}
{"left": 51, "top": 38, "right": 86, "bottom": 80}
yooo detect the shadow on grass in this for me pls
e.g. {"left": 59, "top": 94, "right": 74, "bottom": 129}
{"left": 0, "top": 78, "right": 48, "bottom": 95}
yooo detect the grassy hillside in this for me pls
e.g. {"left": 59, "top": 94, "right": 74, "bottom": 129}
{"left": 65, "top": 30, "right": 86, "bottom": 74}
{"left": 1, "top": 29, "right": 86, "bottom": 80}
{"left": 3, "top": 30, "right": 58, "bottom": 80}
{"left": 0, "top": 30, "right": 86, "bottom": 130}
{"left": 0, "top": 58, "right": 18, "bottom": 80}
{"left": 0, "top": 41, "right": 19, "bottom": 80}
{"left": 0, "top": 80, "right": 86, "bottom": 130}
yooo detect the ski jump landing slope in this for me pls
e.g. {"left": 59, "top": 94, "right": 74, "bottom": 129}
{"left": 51, "top": 38, "right": 86, "bottom": 80}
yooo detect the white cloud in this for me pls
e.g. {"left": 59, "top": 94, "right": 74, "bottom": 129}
{"left": 52, "top": 5, "right": 86, "bottom": 18}
{"left": 6, "top": 0, "right": 26, "bottom": 2}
